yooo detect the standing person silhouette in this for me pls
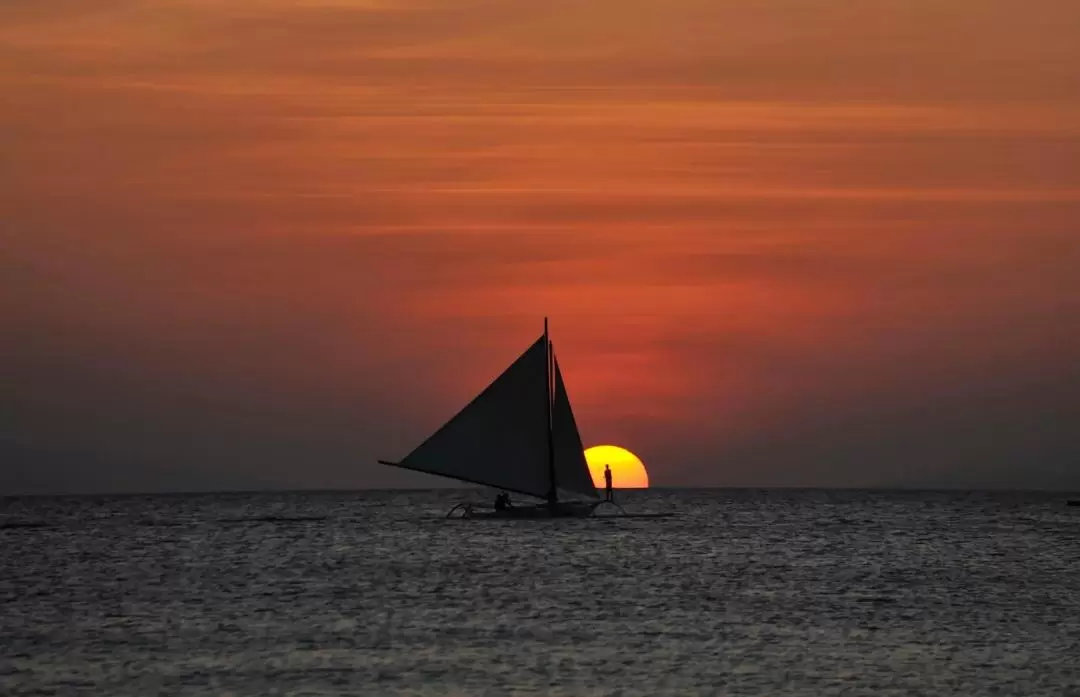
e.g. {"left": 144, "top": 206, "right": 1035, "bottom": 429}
{"left": 604, "top": 464, "right": 613, "bottom": 502}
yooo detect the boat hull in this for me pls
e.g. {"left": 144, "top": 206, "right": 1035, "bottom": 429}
{"left": 450, "top": 502, "right": 598, "bottom": 519}
{"left": 446, "top": 500, "right": 677, "bottom": 520}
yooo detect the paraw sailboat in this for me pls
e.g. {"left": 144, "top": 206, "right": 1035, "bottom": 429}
{"left": 379, "top": 319, "right": 608, "bottom": 518}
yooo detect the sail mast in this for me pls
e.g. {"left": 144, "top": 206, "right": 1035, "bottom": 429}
{"left": 545, "top": 317, "right": 557, "bottom": 506}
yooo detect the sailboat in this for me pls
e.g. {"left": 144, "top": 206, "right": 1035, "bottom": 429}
{"left": 379, "top": 318, "right": 614, "bottom": 518}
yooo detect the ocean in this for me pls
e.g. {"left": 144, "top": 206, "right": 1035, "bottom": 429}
{"left": 1, "top": 489, "right": 1078, "bottom": 695}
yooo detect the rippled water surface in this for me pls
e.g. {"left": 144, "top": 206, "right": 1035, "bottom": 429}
{"left": 2, "top": 489, "right": 1079, "bottom": 695}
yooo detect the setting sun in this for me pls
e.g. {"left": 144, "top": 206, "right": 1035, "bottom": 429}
{"left": 584, "top": 445, "right": 650, "bottom": 489}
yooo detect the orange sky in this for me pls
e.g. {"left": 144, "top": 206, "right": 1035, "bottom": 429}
{"left": 3, "top": 1, "right": 1079, "bottom": 493}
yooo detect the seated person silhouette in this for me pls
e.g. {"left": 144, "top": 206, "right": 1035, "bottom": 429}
{"left": 494, "top": 492, "right": 512, "bottom": 511}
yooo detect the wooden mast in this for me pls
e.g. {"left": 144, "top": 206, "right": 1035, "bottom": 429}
{"left": 545, "top": 316, "right": 557, "bottom": 507}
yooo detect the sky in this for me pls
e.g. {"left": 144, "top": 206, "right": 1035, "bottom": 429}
{"left": 2, "top": 0, "right": 1079, "bottom": 494}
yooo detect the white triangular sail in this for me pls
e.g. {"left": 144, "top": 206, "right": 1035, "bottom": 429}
{"left": 396, "top": 336, "right": 552, "bottom": 498}
{"left": 551, "top": 352, "right": 599, "bottom": 500}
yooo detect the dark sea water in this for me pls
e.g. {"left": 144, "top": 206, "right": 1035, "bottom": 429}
{"left": 2, "top": 489, "right": 1079, "bottom": 696}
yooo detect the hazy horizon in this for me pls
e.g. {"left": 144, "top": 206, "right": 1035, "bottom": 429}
{"left": 5, "top": 483, "right": 1080, "bottom": 499}
{"left": 3, "top": 1, "right": 1079, "bottom": 495}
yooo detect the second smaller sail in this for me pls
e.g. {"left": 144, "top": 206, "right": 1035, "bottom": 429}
{"left": 550, "top": 352, "right": 599, "bottom": 500}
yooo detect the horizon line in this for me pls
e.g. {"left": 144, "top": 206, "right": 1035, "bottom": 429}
{"left": 3, "top": 484, "right": 1079, "bottom": 500}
